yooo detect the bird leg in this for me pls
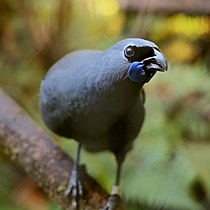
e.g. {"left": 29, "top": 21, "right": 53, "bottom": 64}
{"left": 103, "top": 157, "right": 124, "bottom": 210}
{"left": 65, "top": 143, "right": 83, "bottom": 210}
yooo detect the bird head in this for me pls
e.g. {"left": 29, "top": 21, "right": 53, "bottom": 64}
{"left": 108, "top": 38, "right": 168, "bottom": 83}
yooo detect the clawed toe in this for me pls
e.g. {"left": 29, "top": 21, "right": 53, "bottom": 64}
{"left": 103, "top": 194, "right": 122, "bottom": 210}
{"left": 65, "top": 176, "right": 83, "bottom": 210}
{"left": 64, "top": 177, "right": 83, "bottom": 197}
{"left": 65, "top": 162, "right": 83, "bottom": 210}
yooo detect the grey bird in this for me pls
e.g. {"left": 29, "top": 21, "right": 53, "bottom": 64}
{"left": 40, "top": 38, "right": 168, "bottom": 210}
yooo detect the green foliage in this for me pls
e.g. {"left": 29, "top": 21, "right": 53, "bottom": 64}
{"left": 0, "top": 158, "right": 24, "bottom": 210}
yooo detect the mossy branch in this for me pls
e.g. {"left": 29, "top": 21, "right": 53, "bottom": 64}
{"left": 0, "top": 88, "right": 124, "bottom": 210}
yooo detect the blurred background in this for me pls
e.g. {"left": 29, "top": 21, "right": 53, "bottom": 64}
{"left": 0, "top": 0, "right": 210, "bottom": 209}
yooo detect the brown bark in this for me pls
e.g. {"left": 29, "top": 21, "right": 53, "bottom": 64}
{"left": 119, "top": 0, "right": 210, "bottom": 15}
{"left": 0, "top": 88, "right": 124, "bottom": 210}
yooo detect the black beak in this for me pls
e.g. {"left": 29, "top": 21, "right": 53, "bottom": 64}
{"left": 143, "top": 48, "right": 168, "bottom": 72}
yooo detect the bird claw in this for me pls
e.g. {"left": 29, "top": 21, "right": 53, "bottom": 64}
{"left": 64, "top": 167, "right": 83, "bottom": 210}
{"left": 102, "top": 194, "right": 122, "bottom": 210}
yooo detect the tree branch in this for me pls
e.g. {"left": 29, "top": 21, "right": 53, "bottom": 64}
{"left": 119, "top": 0, "right": 210, "bottom": 15}
{"left": 0, "top": 88, "right": 124, "bottom": 210}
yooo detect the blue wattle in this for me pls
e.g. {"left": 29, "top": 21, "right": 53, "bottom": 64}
{"left": 128, "top": 61, "right": 146, "bottom": 83}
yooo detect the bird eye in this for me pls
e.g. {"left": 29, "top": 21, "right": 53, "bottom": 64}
{"left": 124, "top": 46, "right": 135, "bottom": 58}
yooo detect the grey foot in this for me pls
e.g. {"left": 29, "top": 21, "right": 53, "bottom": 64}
{"left": 103, "top": 194, "right": 122, "bottom": 210}
{"left": 64, "top": 167, "right": 83, "bottom": 210}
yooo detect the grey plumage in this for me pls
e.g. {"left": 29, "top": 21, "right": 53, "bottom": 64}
{"left": 40, "top": 38, "right": 167, "bottom": 209}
